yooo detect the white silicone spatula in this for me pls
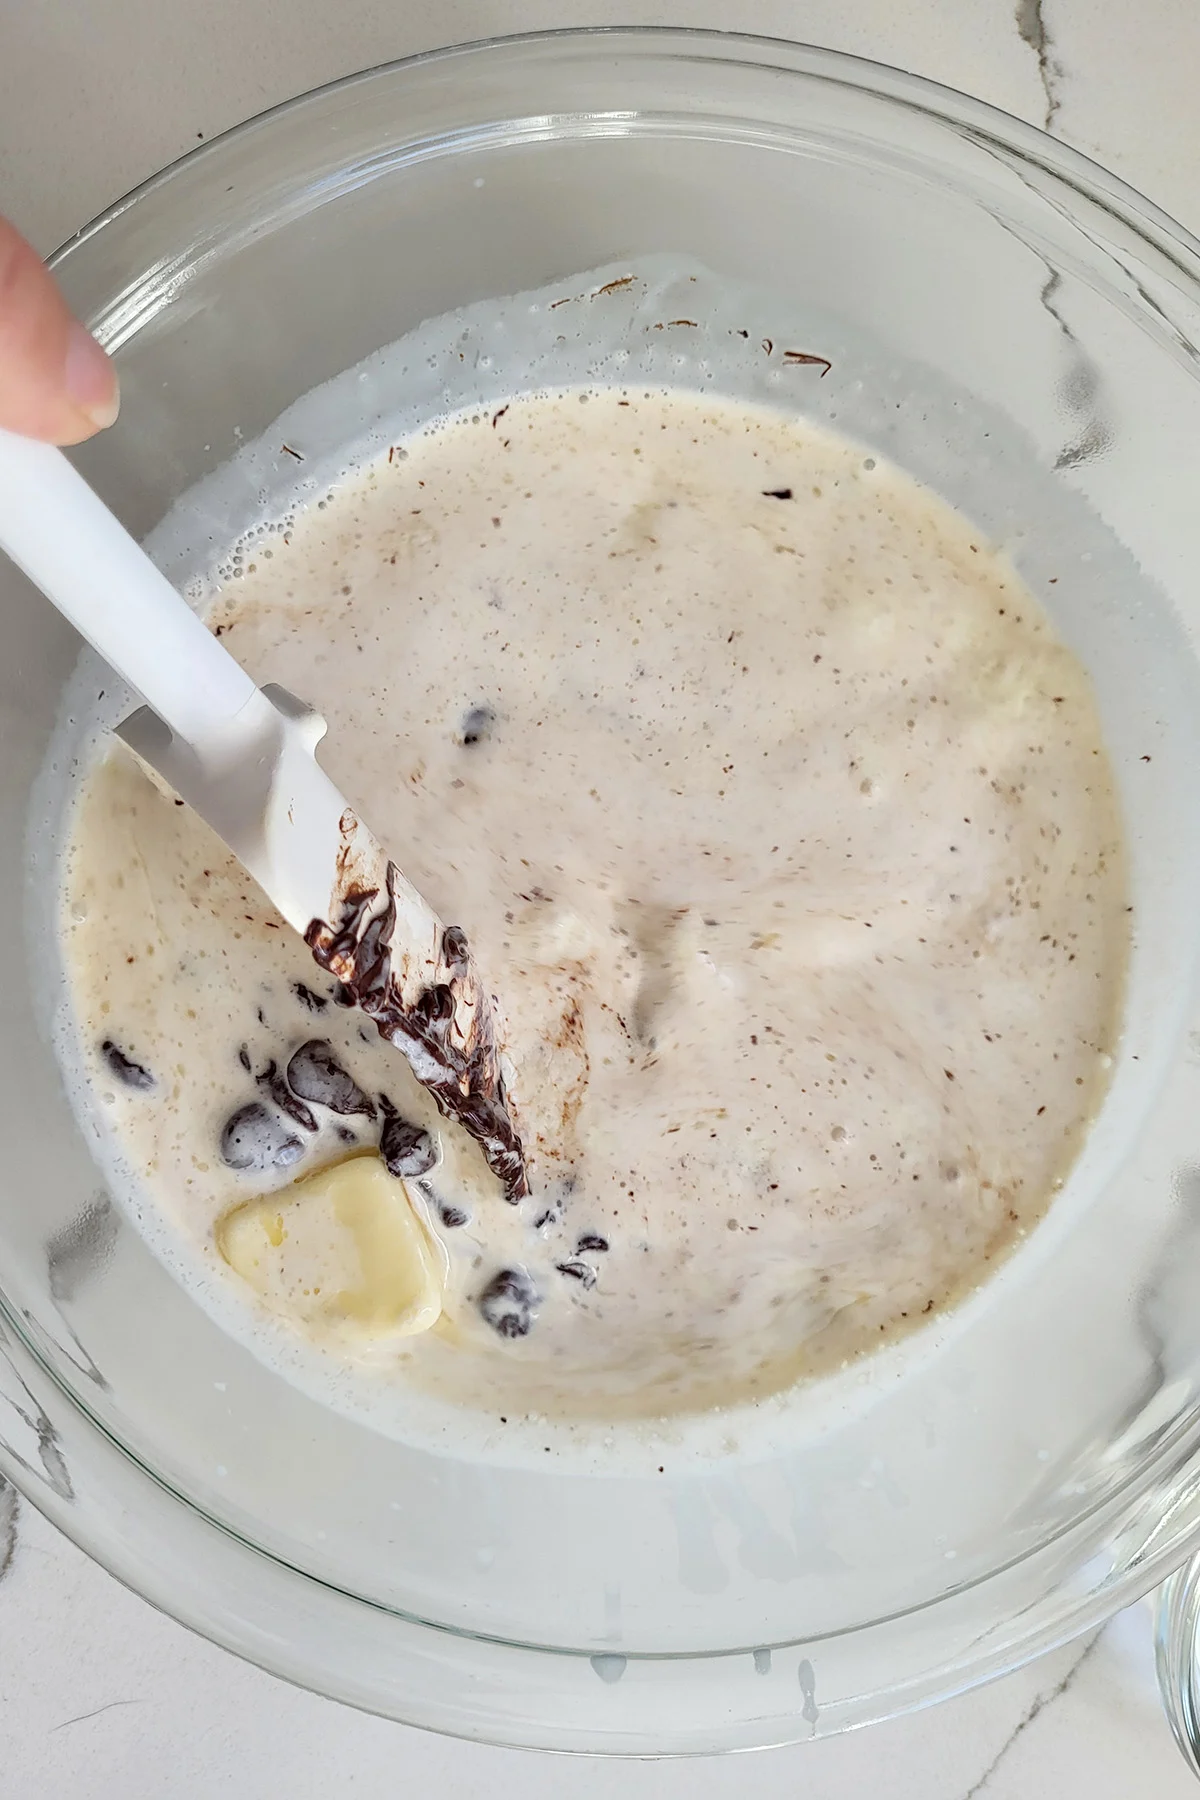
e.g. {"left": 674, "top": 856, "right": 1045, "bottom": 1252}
{"left": 0, "top": 427, "right": 528, "bottom": 1200}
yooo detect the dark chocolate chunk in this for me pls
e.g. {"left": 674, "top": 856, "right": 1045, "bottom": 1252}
{"left": 414, "top": 983, "right": 455, "bottom": 1026}
{"left": 441, "top": 925, "right": 470, "bottom": 971}
{"left": 332, "top": 982, "right": 356, "bottom": 1008}
{"left": 458, "top": 705, "right": 495, "bottom": 747}
{"left": 576, "top": 1232, "right": 609, "bottom": 1254}
{"left": 257, "top": 1060, "right": 318, "bottom": 1133}
{"left": 556, "top": 1258, "right": 597, "bottom": 1289}
{"left": 292, "top": 982, "right": 329, "bottom": 1013}
{"left": 220, "top": 1102, "right": 304, "bottom": 1172}
{"left": 286, "top": 1040, "right": 375, "bottom": 1118}
{"left": 379, "top": 1098, "right": 437, "bottom": 1178}
{"left": 100, "top": 1040, "right": 154, "bottom": 1091}
{"left": 478, "top": 1267, "right": 539, "bottom": 1338}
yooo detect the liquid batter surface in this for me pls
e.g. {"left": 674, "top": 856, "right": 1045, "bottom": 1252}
{"left": 59, "top": 387, "right": 1127, "bottom": 1418}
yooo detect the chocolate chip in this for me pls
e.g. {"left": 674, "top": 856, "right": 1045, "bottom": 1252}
{"left": 292, "top": 982, "right": 329, "bottom": 1013}
{"left": 478, "top": 1267, "right": 539, "bottom": 1338}
{"left": 237, "top": 1045, "right": 252, "bottom": 1073}
{"left": 414, "top": 983, "right": 455, "bottom": 1026}
{"left": 762, "top": 487, "right": 794, "bottom": 500}
{"left": 555, "top": 1258, "right": 597, "bottom": 1289}
{"left": 100, "top": 1040, "right": 154, "bottom": 1091}
{"left": 220, "top": 1102, "right": 304, "bottom": 1172}
{"left": 576, "top": 1232, "right": 609, "bottom": 1253}
{"left": 379, "top": 1098, "right": 437, "bottom": 1178}
{"left": 332, "top": 982, "right": 356, "bottom": 1008}
{"left": 256, "top": 1059, "right": 318, "bottom": 1132}
{"left": 458, "top": 705, "right": 495, "bottom": 747}
{"left": 412, "top": 1177, "right": 464, "bottom": 1228}
{"left": 286, "top": 1040, "right": 375, "bottom": 1118}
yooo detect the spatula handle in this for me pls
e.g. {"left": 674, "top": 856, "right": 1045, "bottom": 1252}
{"left": 0, "top": 427, "right": 258, "bottom": 745}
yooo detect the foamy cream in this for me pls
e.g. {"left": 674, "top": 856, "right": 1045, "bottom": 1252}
{"left": 57, "top": 385, "right": 1126, "bottom": 1423}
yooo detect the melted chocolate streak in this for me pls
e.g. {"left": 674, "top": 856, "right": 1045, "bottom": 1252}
{"left": 306, "top": 864, "right": 529, "bottom": 1202}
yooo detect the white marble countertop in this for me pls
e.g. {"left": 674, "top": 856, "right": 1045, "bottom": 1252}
{"left": 2, "top": 1, "right": 1200, "bottom": 1793}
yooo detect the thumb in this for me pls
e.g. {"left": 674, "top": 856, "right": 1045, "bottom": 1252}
{"left": 0, "top": 215, "right": 119, "bottom": 444}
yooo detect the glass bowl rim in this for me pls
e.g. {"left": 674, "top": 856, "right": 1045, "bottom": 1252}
{"left": 15, "top": 21, "right": 1200, "bottom": 1748}
{"left": 49, "top": 24, "right": 1200, "bottom": 282}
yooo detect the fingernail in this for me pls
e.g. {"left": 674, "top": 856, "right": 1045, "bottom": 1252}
{"left": 65, "top": 319, "right": 120, "bottom": 430}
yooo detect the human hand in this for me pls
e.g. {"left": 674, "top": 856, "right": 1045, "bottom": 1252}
{"left": 0, "top": 214, "right": 119, "bottom": 443}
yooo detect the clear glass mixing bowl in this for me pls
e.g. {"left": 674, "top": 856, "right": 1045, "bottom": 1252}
{"left": 7, "top": 26, "right": 1200, "bottom": 1755}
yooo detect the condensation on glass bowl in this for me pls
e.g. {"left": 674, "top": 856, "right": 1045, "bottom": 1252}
{"left": 3, "top": 27, "right": 1200, "bottom": 1755}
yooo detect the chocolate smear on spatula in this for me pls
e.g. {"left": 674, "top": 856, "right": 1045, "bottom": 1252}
{"left": 305, "top": 860, "right": 529, "bottom": 1202}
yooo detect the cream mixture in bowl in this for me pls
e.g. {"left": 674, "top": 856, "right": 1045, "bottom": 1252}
{"left": 57, "top": 382, "right": 1126, "bottom": 1423}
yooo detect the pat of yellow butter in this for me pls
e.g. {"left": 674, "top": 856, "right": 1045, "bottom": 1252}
{"left": 216, "top": 1156, "right": 446, "bottom": 1344}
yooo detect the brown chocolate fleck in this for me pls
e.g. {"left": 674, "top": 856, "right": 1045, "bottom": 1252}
{"left": 783, "top": 351, "right": 832, "bottom": 377}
